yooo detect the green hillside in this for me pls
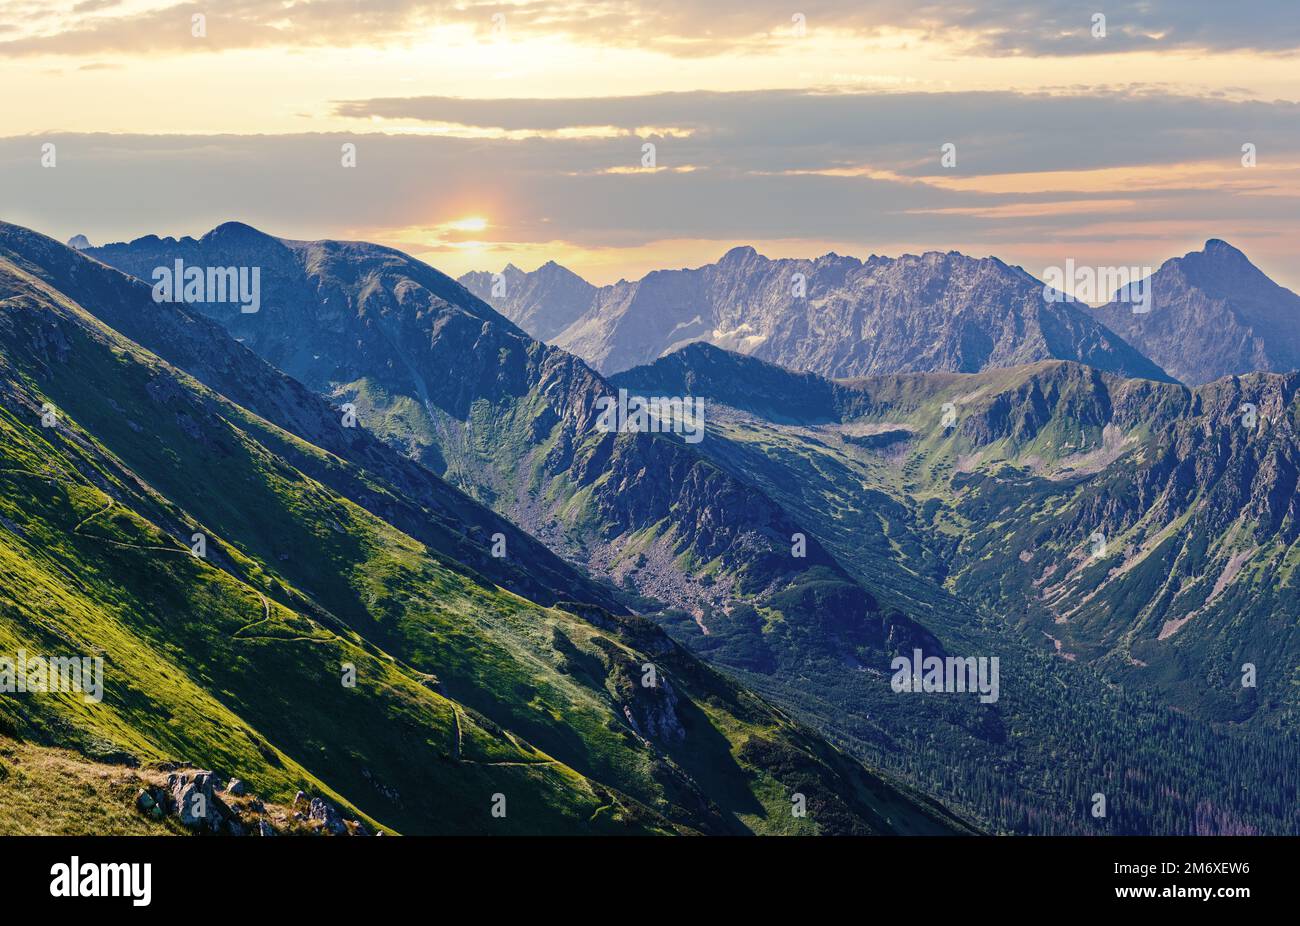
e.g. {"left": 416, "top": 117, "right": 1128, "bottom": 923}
{"left": 0, "top": 242, "right": 968, "bottom": 836}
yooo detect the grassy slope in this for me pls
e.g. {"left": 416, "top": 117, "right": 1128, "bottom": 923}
{"left": 0, "top": 256, "right": 967, "bottom": 835}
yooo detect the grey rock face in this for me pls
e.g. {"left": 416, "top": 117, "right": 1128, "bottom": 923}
{"left": 1084, "top": 239, "right": 1300, "bottom": 386}
{"left": 626, "top": 675, "right": 686, "bottom": 743}
{"left": 462, "top": 246, "right": 1172, "bottom": 382}
{"left": 461, "top": 261, "right": 596, "bottom": 343}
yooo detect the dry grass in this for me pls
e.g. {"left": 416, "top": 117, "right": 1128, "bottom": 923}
{"left": 0, "top": 736, "right": 174, "bottom": 836}
{"left": 0, "top": 735, "right": 337, "bottom": 836}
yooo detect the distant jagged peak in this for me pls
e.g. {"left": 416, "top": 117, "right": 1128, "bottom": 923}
{"left": 718, "top": 244, "right": 760, "bottom": 264}
{"left": 473, "top": 259, "right": 590, "bottom": 285}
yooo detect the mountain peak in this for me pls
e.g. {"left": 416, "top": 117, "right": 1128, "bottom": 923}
{"left": 719, "top": 245, "right": 759, "bottom": 264}
{"left": 67, "top": 234, "right": 92, "bottom": 250}
{"left": 201, "top": 221, "right": 275, "bottom": 244}
{"left": 1175, "top": 238, "right": 1268, "bottom": 283}
{"left": 1197, "top": 238, "right": 1251, "bottom": 264}
{"left": 535, "top": 259, "right": 586, "bottom": 281}
{"left": 1083, "top": 237, "right": 1299, "bottom": 385}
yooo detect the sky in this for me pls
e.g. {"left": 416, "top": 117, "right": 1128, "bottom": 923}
{"left": 1, "top": 0, "right": 1297, "bottom": 292}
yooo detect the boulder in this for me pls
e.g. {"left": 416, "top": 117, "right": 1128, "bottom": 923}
{"left": 167, "top": 770, "right": 226, "bottom": 831}
{"left": 308, "top": 797, "right": 349, "bottom": 835}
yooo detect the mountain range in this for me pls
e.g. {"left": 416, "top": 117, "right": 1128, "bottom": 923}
{"left": 459, "top": 246, "right": 1174, "bottom": 381}
{"left": 72, "top": 223, "right": 1300, "bottom": 835}
{"left": 460, "top": 240, "right": 1300, "bottom": 390}
{"left": 1, "top": 221, "right": 970, "bottom": 835}
{"left": 618, "top": 342, "right": 1300, "bottom": 722}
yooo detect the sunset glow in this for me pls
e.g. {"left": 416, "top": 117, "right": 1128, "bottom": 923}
{"left": 1, "top": 1, "right": 1297, "bottom": 289}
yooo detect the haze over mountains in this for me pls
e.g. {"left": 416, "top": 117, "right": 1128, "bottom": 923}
{"left": 75, "top": 222, "right": 1300, "bottom": 835}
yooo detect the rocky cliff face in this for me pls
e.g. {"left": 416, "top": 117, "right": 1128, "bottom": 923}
{"left": 461, "top": 261, "right": 597, "bottom": 343}
{"left": 462, "top": 246, "right": 1173, "bottom": 382}
{"left": 1084, "top": 240, "right": 1300, "bottom": 386}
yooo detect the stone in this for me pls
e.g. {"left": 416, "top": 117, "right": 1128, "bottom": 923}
{"left": 308, "top": 797, "right": 349, "bottom": 835}
{"left": 167, "top": 770, "right": 224, "bottom": 831}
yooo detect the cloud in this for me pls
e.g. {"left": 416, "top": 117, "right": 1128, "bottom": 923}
{"left": 1, "top": 88, "right": 1296, "bottom": 286}
{"left": 2, "top": 0, "right": 1298, "bottom": 58}
{"left": 333, "top": 88, "right": 1300, "bottom": 178}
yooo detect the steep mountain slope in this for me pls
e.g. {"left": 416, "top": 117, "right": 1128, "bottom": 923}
{"left": 7, "top": 222, "right": 621, "bottom": 614}
{"left": 1084, "top": 239, "right": 1300, "bottom": 386}
{"left": 0, "top": 226, "right": 967, "bottom": 835}
{"left": 614, "top": 343, "right": 1300, "bottom": 834}
{"left": 459, "top": 247, "right": 1172, "bottom": 382}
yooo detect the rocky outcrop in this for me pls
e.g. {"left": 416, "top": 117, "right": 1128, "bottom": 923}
{"left": 167, "top": 770, "right": 229, "bottom": 831}
{"left": 134, "top": 767, "right": 371, "bottom": 836}
{"left": 308, "top": 797, "right": 348, "bottom": 835}
{"left": 594, "top": 641, "right": 686, "bottom": 743}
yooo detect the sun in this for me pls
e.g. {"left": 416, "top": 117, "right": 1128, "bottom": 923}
{"left": 443, "top": 216, "right": 488, "bottom": 233}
